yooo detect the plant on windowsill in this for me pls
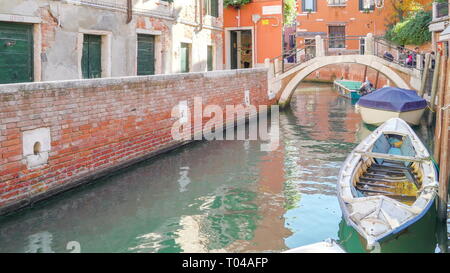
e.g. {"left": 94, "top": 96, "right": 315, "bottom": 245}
{"left": 305, "top": 8, "right": 313, "bottom": 14}
{"left": 362, "top": 8, "right": 372, "bottom": 13}
{"left": 224, "top": 0, "right": 251, "bottom": 9}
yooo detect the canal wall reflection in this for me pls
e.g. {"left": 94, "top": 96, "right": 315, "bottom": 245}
{"left": 0, "top": 83, "right": 440, "bottom": 253}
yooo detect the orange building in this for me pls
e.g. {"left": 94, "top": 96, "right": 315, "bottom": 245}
{"left": 295, "top": 0, "right": 395, "bottom": 53}
{"left": 223, "top": 0, "right": 284, "bottom": 69}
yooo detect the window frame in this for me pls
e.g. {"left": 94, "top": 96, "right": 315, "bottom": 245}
{"left": 301, "top": 0, "right": 317, "bottom": 12}
{"left": 359, "top": 0, "right": 375, "bottom": 11}
{"left": 205, "top": 0, "right": 219, "bottom": 18}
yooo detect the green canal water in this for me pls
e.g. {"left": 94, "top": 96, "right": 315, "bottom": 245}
{"left": 0, "top": 84, "right": 443, "bottom": 253}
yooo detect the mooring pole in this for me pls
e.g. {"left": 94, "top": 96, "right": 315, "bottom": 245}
{"left": 434, "top": 55, "right": 447, "bottom": 161}
{"left": 374, "top": 70, "right": 380, "bottom": 89}
{"left": 363, "top": 65, "right": 368, "bottom": 82}
{"left": 438, "top": 106, "right": 449, "bottom": 222}
{"left": 438, "top": 53, "right": 450, "bottom": 222}
{"left": 418, "top": 53, "right": 431, "bottom": 97}
{"left": 430, "top": 52, "right": 442, "bottom": 111}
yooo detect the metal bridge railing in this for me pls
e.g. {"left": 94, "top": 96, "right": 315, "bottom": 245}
{"left": 374, "top": 37, "right": 425, "bottom": 71}
{"left": 270, "top": 47, "right": 313, "bottom": 75}
{"left": 271, "top": 35, "right": 425, "bottom": 76}
{"left": 322, "top": 36, "right": 365, "bottom": 56}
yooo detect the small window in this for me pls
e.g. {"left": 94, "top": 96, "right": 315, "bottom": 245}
{"left": 328, "top": 0, "right": 346, "bottom": 6}
{"left": 180, "top": 43, "right": 190, "bottom": 73}
{"left": 360, "top": 38, "right": 365, "bottom": 55}
{"left": 205, "top": 0, "right": 219, "bottom": 17}
{"left": 302, "top": 0, "right": 317, "bottom": 12}
{"left": 359, "top": 0, "right": 375, "bottom": 11}
{"left": 207, "top": 45, "right": 213, "bottom": 71}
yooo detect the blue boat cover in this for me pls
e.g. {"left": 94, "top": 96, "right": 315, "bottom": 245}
{"left": 357, "top": 87, "right": 427, "bottom": 112}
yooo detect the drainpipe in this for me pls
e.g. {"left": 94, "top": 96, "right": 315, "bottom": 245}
{"left": 252, "top": 14, "right": 261, "bottom": 67}
{"left": 126, "top": 0, "right": 132, "bottom": 24}
{"left": 197, "top": 0, "right": 203, "bottom": 32}
{"left": 237, "top": 8, "right": 240, "bottom": 27}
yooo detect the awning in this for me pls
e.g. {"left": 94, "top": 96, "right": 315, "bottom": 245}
{"left": 439, "top": 24, "right": 450, "bottom": 41}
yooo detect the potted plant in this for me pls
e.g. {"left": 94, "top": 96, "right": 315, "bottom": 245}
{"left": 224, "top": 0, "right": 251, "bottom": 9}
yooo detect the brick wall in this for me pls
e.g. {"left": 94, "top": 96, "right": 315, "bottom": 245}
{"left": 0, "top": 68, "right": 272, "bottom": 214}
{"left": 304, "top": 64, "right": 389, "bottom": 87}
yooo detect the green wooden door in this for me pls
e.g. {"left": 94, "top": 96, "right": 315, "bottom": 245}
{"left": 207, "top": 45, "right": 213, "bottom": 71}
{"left": 0, "top": 22, "right": 33, "bottom": 84}
{"left": 82, "top": 34, "right": 102, "bottom": 79}
{"left": 137, "top": 34, "right": 155, "bottom": 75}
{"left": 180, "top": 43, "right": 190, "bottom": 73}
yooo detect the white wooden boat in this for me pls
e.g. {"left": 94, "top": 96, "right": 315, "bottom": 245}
{"left": 283, "top": 239, "right": 346, "bottom": 253}
{"left": 355, "top": 87, "right": 427, "bottom": 126}
{"left": 355, "top": 105, "right": 426, "bottom": 126}
{"left": 337, "top": 118, "right": 438, "bottom": 248}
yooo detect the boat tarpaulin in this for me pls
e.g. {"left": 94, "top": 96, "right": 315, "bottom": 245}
{"left": 357, "top": 87, "right": 427, "bottom": 112}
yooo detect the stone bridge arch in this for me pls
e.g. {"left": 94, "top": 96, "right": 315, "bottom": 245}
{"left": 268, "top": 34, "right": 424, "bottom": 108}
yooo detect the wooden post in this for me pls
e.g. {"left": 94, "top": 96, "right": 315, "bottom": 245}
{"left": 374, "top": 70, "right": 380, "bottom": 89}
{"left": 438, "top": 106, "right": 449, "bottom": 221}
{"left": 418, "top": 53, "right": 431, "bottom": 97}
{"left": 430, "top": 53, "right": 442, "bottom": 111}
{"left": 434, "top": 55, "right": 447, "bottom": 161}
{"left": 438, "top": 54, "right": 450, "bottom": 222}
{"left": 363, "top": 65, "right": 368, "bottom": 82}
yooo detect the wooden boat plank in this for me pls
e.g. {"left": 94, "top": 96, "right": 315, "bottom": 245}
{"left": 355, "top": 187, "right": 392, "bottom": 195}
{"left": 363, "top": 173, "right": 406, "bottom": 180}
{"left": 359, "top": 177, "right": 408, "bottom": 183}
{"left": 355, "top": 150, "right": 428, "bottom": 163}
{"left": 357, "top": 182, "right": 395, "bottom": 189}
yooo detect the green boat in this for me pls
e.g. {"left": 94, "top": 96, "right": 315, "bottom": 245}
{"left": 333, "top": 80, "right": 363, "bottom": 101}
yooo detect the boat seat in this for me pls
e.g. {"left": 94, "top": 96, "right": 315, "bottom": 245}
{"left": 388, "top": 147, "right": 402, "bottom": 156}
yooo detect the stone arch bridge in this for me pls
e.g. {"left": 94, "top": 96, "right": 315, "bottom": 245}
{"left": 266, "top": 34, "right": 425, "bottom": 108}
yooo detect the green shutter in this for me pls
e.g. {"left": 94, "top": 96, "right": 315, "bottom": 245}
{"left": 207, "top": 45, "right": 213, "bottom": 71}
{"left": 137, "top": 34, "right": 155, "bottom": 75}
{"left": 0, "top": 22, "right": 33, "bottom": 84}
{"left": 82, "top": 34, "right": 102, "bottom": 79}
{"left": 212, "top": 0, "right": 219, "bottom": 17}
{"left": 180, "top": 43, "right": 190, "bottom": 73}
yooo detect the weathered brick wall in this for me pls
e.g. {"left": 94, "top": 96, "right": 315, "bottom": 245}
{"left": 304, "top": 64, "right": 389, "bottom": 87}
{"left": 0, "top": 68, "right": 272, "bottom": 214}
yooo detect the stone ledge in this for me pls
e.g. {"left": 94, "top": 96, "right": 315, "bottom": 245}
{"left": 0, "top": 68, "right": 268, "bottom": 94}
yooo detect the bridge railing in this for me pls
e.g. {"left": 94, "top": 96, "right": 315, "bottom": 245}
{"left": 270, "top": 47, "right": 312, "bottom": 75}
{"left": 322, "top": 36, "right": 365, "bottom": 56}
{"left": 373, "top": 37, "right": 425, "bottom": 71}
{"left": 270, "top": 33, "right": 426, "bottom": 77}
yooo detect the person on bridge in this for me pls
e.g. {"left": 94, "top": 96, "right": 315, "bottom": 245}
{"left": 383, "top": 51, "right": 394, "bottom": 62}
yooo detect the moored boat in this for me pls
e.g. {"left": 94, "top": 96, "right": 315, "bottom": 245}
{"left": 333, "top": 80, "right": 364, "bottom": 100}
{"left": 283, "top": 239, "right": 346, "bottom": 253}
{"left": 355, "top": 87, "right": 427, "bottom": 126}
{"left": 337, "top": 118, "right": 438, "bottom": 248}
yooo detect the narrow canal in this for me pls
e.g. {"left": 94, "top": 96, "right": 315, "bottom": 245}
{"left": 0, "top": 83, "right": 441, "bottom": 253}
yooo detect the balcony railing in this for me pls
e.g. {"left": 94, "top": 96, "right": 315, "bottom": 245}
{"left": 434, "top": 2, "right": 449, "bottom": 20}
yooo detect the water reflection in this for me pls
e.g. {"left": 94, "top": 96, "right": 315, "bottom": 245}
{"left": 0, "top": 83, "right": 438, "bottom": 253}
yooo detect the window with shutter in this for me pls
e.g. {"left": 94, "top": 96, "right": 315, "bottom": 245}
{"left": 137, "top": 34, "right": 155, "bottom": 75}
{"left": 359, "top": 0, "right": 375, "bottom": 10}
{"left": 0, "top": 22, "right": 33, "bottom": 84}
{"left": 207, "top": 45, "right": 213, "bottom": 71}
{"left": 82, "top": 34, "right": 102, "bottom": 79}
{"left": 205, "top": 0, "right": 219, "bottom": 17}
